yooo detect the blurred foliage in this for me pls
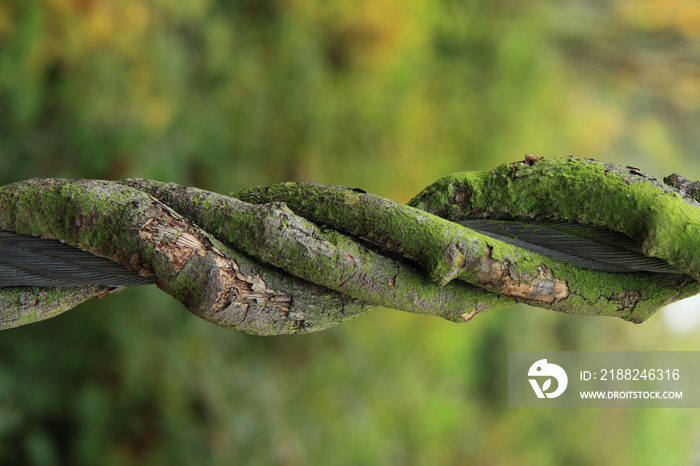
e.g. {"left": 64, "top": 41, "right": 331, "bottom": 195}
{"left": 1, "top": 0, "right": 700, "bottom": 464}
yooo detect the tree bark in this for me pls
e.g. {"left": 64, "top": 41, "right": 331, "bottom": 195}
{"left": 1, "top": 156, "right": 698, "bottom": 333}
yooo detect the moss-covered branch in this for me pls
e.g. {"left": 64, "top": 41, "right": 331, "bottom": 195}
{"left": 1, "top": 156, "right": 699, "bottom": 333}
{"left": 410, "top": 157, "right": 700, "bottom": 280}
{"left": 0, "top": 179, "right": 370, "bottom": 333}
{"left": 121, "top": 178, "right": 512, "bottom": 322}
{"left": 231, "top": 174, "right": 699, "bottom": 322}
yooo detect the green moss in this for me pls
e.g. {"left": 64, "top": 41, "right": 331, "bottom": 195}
{"left": 409, "top": 156, "right": 700, "bottom": 321}
{"left": 0, "top": 286, "right": 109, "bottom": 330}
{"left": 2, "top": 158, "right": 699, "bottom": 329}
{"left": 414, "top": 157, "right": 700, "bottom": 281}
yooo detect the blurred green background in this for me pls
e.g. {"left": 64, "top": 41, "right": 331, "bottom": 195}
{"left": 2, "top": 0, "right": 700, "bottom": 464}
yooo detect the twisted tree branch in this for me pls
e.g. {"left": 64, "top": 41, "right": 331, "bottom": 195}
{"left": 1, "top": 156, "right": 699, "bottom": 333}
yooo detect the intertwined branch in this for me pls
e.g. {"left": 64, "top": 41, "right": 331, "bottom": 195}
{"left": 2, "top": 156, "right": 699, "bottom": 334}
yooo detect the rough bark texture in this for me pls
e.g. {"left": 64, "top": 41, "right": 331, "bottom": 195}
{"left": 0, "top": 179, "right": 369, "bottom": 333}
{"left": 122, "top": 179, "right": 510, "bottom": 322}
{"left": 0, "top": 285, "right": 117, "bottom": 329}
{"left": 233, "top": 174, "right": 699, "bottom": 322}
{"left": 1, "top": 156, "right": 699, "bottom": 333}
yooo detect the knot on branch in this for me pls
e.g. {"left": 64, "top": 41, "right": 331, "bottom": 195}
{"left": 2, "top": 156, "right": 700, "bottom": 333}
